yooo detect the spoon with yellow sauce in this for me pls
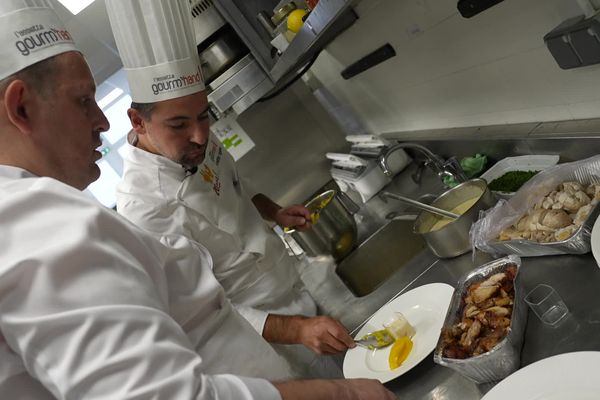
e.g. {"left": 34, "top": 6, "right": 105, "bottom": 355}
{"left": 283, "top": 189, "right": 335, "bottom": 233}
{"left": 354, "top": 329, "right": 395, "bottom": 350}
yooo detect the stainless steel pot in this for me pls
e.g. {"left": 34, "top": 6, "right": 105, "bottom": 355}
{"left": 291, "top": 189, "right": 358, "bottom": 261}
{"left": 413, "top": 179, "right": 495, "bottom": 258}
{"left": 199, "top": 28, "right": 247, "bottom": 83}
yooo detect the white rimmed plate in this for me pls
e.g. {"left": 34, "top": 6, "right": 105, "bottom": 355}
{"left": 343, "top": 282, "right": 454, "bottom": 383}
{"left": 481, "top": 352, "right": 600, "bottom": 400}
{"left": 592, "top": 215, "right": 600, "bottom": 268}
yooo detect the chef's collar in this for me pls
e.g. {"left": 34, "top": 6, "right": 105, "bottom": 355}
{"left": 127, "top": 133, "right": 198, "bottom": 179}
{"left": 184, "top": 166, "right": 198, "bottom": 177}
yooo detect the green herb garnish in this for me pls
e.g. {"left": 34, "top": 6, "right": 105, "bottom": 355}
{"left": 488, "top": 170, "right": 539, "bottom": 192}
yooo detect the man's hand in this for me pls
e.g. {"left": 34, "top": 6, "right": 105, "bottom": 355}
{"left": 297, "top": 315, "right": 356, "bottom": 355}
{"left": 263, "top": 315, "right": 356, "bottom": 355}
{"left": 274, "top": 378, "right": 396, "bottom": 400}
{"left": 275, "top": 204, "right": 312, "bottom": 232}
{"left": 251, "top": 194, "right": 312, "bottom": 231}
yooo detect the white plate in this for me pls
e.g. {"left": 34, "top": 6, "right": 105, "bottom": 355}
{"left": 592, "top": 215, "right": 600, "bottom": 268}
{"left": 343, "top": 282, "right": 454, "bottom": 383}
{"left": 481, "top": 352, "right": 600, "bottom": 400}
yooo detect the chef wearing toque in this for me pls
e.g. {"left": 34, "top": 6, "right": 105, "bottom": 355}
{"left": 109, "top": 0, "right": 355, "bottom": 379}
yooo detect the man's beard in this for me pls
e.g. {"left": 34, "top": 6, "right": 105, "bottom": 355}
{"left": 177, "top": 145, "right": 206, "bottom": 169}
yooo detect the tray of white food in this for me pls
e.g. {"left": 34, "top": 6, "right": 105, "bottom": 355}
{"left": 471, "top": 155, "right": 600, "bottom": 257}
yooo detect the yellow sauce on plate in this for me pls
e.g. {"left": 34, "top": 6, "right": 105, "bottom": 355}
{"left": 388, "top": 336, "right": 413, "bottom": 370}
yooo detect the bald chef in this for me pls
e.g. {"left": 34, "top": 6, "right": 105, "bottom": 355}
{"left": 108, "top": 0, "right": 355, "bottom": 378}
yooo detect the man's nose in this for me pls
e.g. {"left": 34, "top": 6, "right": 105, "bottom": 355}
{"left": 95, "top": 104, "right": 110, "bottom": 133}
{"left": 190, "top": 122, "right": 209, "bottom": 145}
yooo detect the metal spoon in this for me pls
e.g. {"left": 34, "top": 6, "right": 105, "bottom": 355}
{"left": 380, "top": 191, "right": 459, "bottom": 220}
{"left": 354, "top": 329, "right": 395, "bottom": 350}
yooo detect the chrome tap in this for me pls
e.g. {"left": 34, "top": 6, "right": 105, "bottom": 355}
{"left": 377, "top": 142, "right": 468, "bottom": 187}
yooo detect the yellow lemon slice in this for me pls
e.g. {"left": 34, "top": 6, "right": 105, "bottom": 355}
{"left": 388, "top": 336, "right": 413, "bottom": 370}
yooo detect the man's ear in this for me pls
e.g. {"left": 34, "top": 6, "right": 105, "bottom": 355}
{"left": 3, "top": 80, "right": 33, "bottom": 135}
{"left": 127, "top": 108, "right": 148, "bottom": 136}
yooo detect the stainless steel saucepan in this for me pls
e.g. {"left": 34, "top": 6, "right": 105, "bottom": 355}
{"left": 413, "top": 179, "right": 496, "bottom": 258}
{"left": 291, "top": 189, "right": 358, "bottom": 261}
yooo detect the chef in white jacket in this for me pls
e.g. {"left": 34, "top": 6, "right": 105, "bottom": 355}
{"left": 109, "top": 0, "right": 355, "bottom": 378}
{"left": 0, "top": 1, "right": 396, "bottom": 399}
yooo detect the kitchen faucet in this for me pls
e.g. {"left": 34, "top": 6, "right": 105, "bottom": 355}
{"left": 377, "top": 143, "right": 468, "bottom": 187}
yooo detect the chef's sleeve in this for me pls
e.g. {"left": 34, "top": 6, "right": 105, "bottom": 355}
{"left": 0, "top": 183, "right": 281, "bottom": 400}
{"left": 235, "top": 304, "right": 270, "bottom": 334}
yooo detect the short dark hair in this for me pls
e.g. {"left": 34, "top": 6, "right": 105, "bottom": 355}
{"left": 0, "top": 55, "right": 61, "bottom": 98}
{"left": 131, "top": 101, "right": 157, "bottom": 120}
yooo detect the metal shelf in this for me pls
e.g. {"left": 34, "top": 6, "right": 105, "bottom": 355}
{"left": 213, "top": 0, "right": 357, "bottom": 83}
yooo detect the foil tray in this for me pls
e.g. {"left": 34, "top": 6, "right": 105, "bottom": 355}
{"left": 433, "top": 255, "right": 527, "bottom": 384}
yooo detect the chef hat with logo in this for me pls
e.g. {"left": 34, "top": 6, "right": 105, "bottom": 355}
{"left": 106, "top": 0, "right": 205, "bottom": 104}
{"left": 0, "top": 0, "right": 78, "bottom": 81}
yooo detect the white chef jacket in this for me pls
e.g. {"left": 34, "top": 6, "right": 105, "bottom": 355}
{"left": 0, "top": 165, "right": 290, "bottom": 399}
{"left": 116, "top": 136, "right": 317, "bottom": 335}
{"left": 116, "top": 137, "right": 346, "bottom": 379}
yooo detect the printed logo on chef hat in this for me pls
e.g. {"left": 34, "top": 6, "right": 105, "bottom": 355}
{"left": 0, "top": 3, "right": 77, "bottom": 81}
{"left": 106, "top": 0, "right": 205, "bottom": 103}
{"left": 150, "top": 63, "right": 204, "bottom": 97}
{"left": 121, "top": 57, "right": 206, "bottom": 103}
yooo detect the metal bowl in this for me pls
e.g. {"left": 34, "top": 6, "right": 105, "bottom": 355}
{"left": 413, "top": 179, "right": 496, "bottom": 258}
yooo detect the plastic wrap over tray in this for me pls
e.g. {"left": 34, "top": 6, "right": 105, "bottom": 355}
{"left": 471, "top": 155, "right": 600, "bottom": 257}
{"left": 433, "top": 255, "right": 527, "bottom": 384}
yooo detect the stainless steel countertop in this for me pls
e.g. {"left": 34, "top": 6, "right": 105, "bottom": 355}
{"left": 301, "top": 245, "right": 600, "bottom": 399}
{"left": 297, "top": 165, "right": 600, "bottom": 399}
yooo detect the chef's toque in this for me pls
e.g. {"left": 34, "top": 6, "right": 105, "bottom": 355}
{"left": 105, "top": 0, "right": 205, "bottom": 104}
{"left": 0, "top": 0, "right": 77, "bottom": 81}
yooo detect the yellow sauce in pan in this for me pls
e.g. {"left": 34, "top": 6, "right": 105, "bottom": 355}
{"left": 429, "top": 196, "right": 480, "bottom": 232}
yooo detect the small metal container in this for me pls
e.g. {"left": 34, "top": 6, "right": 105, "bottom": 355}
{"left": 199, "top": 28, "right": 247, "bottom": 83}
{"left": 413, "top": 179, "right": 496, "bottom": 258}
{"left": 433, "top": 255, "right": 527, "bottom": 384}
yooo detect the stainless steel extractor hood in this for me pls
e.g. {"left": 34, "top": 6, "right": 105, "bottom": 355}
{"left": 189, "top": 0, "right": 356, "bottom": 117}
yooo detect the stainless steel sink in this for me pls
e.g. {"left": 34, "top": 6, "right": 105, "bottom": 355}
{"left": 335, "top": 218, "right": 427, "bottom": 297}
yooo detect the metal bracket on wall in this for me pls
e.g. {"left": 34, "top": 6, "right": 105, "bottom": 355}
{"left": 340, "top": 43, "right": 396, "bottom": 80}
{"left": 457, "top": 0, "right": 504, "bottom": 18}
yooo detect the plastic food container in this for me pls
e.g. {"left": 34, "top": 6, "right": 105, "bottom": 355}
{"left": 472, "top": 155, "right": 600, "bottom": 257}
{"left": 433, "top": 255, "right": 527, "bottom": 384}
{"left": 480, "top": 155, "right": 559, "bottom": 199}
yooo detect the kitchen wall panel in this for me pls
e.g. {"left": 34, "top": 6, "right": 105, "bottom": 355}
{"left": 309, "top": 0, "right": 600, "bottom": 136}
{"left": 234, "top": 80, "right": 348, "bottom": 205}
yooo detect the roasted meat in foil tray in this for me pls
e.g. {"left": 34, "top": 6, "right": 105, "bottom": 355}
{"left": 433, "top": 255, "right": 527, "bottom": 383}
